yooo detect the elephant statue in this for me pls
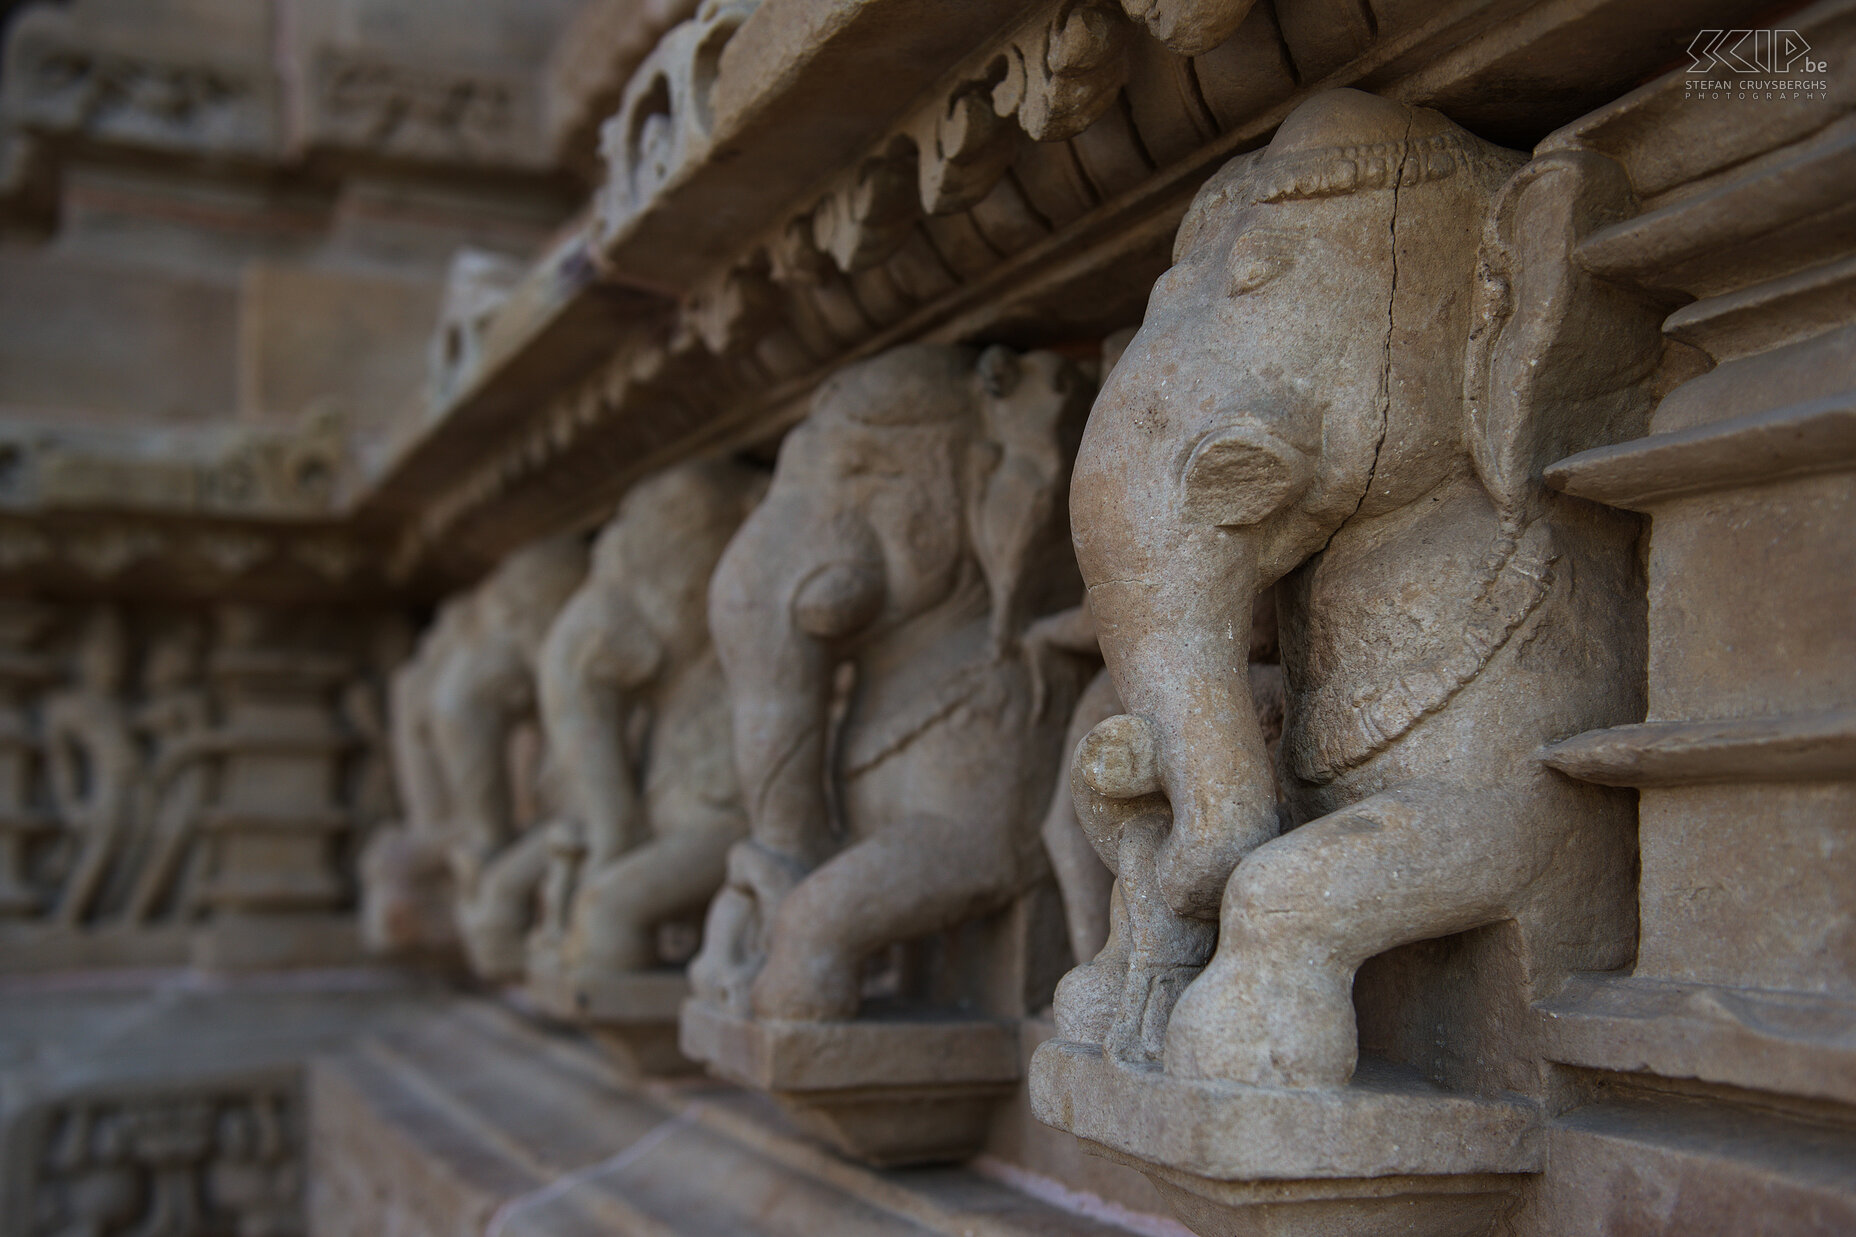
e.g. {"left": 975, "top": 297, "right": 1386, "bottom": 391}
{"left": 526, "top": 460, "right": 763, "bottom": 1000}
{"left": 1053, "top": 88, "right": 1661, "bottom": 1090}
{"left": 360, "top": 597, "right": 471, "bottom": 956}
{"left": 361, "top": 533, "right": 586, "bottom": 977}
{"left": 688, "top": 343, "right": 1094, "bottom": 1024}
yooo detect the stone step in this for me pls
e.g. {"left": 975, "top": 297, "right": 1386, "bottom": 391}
{"left": 310, "top": 997, "right": 1175, "bottom": 1237}
{"left": 1534, "top": 1086, "right": 1856, "bottom": 1234}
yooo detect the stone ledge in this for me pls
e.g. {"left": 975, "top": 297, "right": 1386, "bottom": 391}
{"left": 1029, "top": 1040, "right": 1542, "bottom": 1182}
{"left": 680, "top": 999, "right": 1021, "bottom": 1091}
{"left": 1538, "top": 1088, "right": 1856, "bottom": 1234}
{"left": 1545, "top": 396, "right": 1856, "bottom": 511}
{"left": 1540, "top": 709, "right": 1856, "bottom": 787}
{"left": 523, "top": 960, "right": 696, "bottom": 1077}
{"left": 1539, "top": 973, "right": 1856, "bottom": 1106}
{"left": 679, "top": 998, "right": 1023, "bottom": 1166}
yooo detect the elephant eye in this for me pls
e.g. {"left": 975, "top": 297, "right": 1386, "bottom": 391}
{"left": 1226, "top": 232, "right": 1293, "bottom": 297}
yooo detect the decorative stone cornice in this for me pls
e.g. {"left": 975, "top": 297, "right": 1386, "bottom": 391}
{"left": 364, "top": 0, "right": 1753, "bottom": 583}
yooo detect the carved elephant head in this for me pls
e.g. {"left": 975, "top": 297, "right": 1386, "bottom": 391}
{"left": 1071, "top": 89, "right": 1654, "bottom": 921}
{"left": 709, "top": 343, "right": 1089, "bottom": 873}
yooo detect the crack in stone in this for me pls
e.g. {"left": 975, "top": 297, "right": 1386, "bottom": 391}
{"left": 1315, "top": 115, "right": 1411, "bottom": 563}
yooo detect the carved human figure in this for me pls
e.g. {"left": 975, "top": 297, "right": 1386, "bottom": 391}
{"left": 37, "top": 1106, "right": 142, "bottom": 1237}
{"left": 42, "top": 608, "right": 142, "bottom": 927}
{"left": 1028, "top": 593, "right": 1283, "bottom": 974}
{"left": 1057, "top": 89, "right": 1656, "bottom": 1087}
{"left": 123, "top": 619, "right": 211, "bottom": 923}
{"left": 689, "top": 343, "right": 1092, "bottom": 1021}
{"left": 434, "top": 535, "right": 587, "bottom": 979}
{"left": 530, "top": 461, "right": 762, "bottom": 990}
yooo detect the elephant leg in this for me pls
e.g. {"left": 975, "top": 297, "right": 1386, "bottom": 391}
{"left": 689, "top": 883, "right": 759, "bottom": 1013}
{"left": 1042, "top": 668, "right": 1120, "bottom": 966}
{"left": 751, "top": 818, "right": 1019, "bottom": 1022}
{"left": 568, "top": 821, "right": 738, "bottom": 980}
{"left": 431, "top": 645, "right": 526, "bottom": 873}
{"left": 689, "top": 839, "right": 813, "bottom": 1013}
{"left": 1165, "top": 783, "right": 1540, "bottom": 1089}
{"left": 456, "top": 828, "right": 552, "bottom": 981}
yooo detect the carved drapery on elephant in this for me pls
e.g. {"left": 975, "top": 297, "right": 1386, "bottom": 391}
{"left": 1039, "top": 85, "right": 1660, "bottom": 1129}
{"left": 361, "top": 534, "right": 586, "bottom": 976}
{"left": 687, "top": 344, "right": 1095, "bottom": 1029}
{"left": 523, "top": 461, "right": 762, "bottom": 1035}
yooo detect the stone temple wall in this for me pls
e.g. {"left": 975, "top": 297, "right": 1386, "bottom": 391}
{"left": 0, "top": 1, "right": 1849, "bottom": 1235}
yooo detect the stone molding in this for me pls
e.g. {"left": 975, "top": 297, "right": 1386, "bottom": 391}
{"left": 373, "top": 0, "right": 1771, "bottom": 584}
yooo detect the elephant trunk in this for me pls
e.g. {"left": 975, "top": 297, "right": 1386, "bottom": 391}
{"left": 1086, "top": 525, "right": 1278, "bottom": 920}
{"left": 710, "top": 501, "right": 883, "bottom": 871}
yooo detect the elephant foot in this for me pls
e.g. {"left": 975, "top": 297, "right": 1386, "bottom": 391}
{"left": 1052, "top": 958, "right": 1122, "bottom": 1043}
{"left": 1105, "top": 960, "right": 1205, "bottom": 1063}
{"left": 688, "top": 886, "right": 762, "bottom": 1014}
{"left": 750, "top": 943, "right": 860, "bottom": 1022}
{"left": 457, "top": 913, "right": 528, "bottom": 983}
{"left": 1164, "top": 957, "right": 1356, "bottom": 1088}
{"left": 563, "top": 941, "right": 657, "bottom": 994}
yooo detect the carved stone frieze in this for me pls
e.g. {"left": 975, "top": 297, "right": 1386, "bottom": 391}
{"left": 596, "top": 1, "right": 761, "bottom": 251}
{"left": 1029, "top": 87, "right": 1670, "bottom": 1234}
{"left": 1, "top": 7, "right": 275, "bottom": 157}
{"left": 994, "top": 0, "right": 1133, "bottom": 143}
{"left": 425, "top": 249, "right": 527, "bottom": 415}
{"left": 0, "top": 601, "right": 405, "bottom": 971}
{"left": 0, "top": 419, "right": 348, "bottom": 521}
{"left": 22, "top": 1086, "right": 302, "bottom": 1237}
{"left": 305, "top": 52, "right": 538, "bottom": 169}
{"left": 1115, "top": 0, "right": 1257, "bottom": 58}
{"left": 411, "top": 0, "right": 1729, "bottom": 577}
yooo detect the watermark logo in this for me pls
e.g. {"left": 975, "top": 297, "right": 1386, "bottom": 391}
{"left": 1684, "top": 28, "right": 1830, "bottom": 101}
{"left": 1687, "top": 29, "right": 1825, "bottom": 74}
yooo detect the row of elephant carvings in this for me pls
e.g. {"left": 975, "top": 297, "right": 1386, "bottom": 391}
{"left": 371, "top": 89, "right": 1661, "bottom": 1226}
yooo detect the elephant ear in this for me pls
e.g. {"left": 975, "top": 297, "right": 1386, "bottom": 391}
{"left": 968, "top": 346, "right": 1092, "bottom": 655}
{"left": 1464, "top": 150, "right": 1664, "bottom": 524}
